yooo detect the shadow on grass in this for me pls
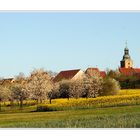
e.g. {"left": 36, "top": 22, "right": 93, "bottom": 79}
{"left": 136, "top": 124, "right": 140, "bottom": 128}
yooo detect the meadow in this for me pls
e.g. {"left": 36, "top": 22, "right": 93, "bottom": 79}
{"left": 0, "top": 89, "right": 140, "bottom": 128}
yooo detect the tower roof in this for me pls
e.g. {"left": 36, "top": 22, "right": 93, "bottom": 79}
{"left": 120, "top": 41, "right": 133, "bottom": 68}
{"left": 122, "top": 41, "right": 131, "bottom": 60}
{"left": 124, "top": 41, "right": 128, "bottom": 50}
{"left": 123, "top": 54, "right": 130, "bottom": 59}
{"left": 124, "top": 47, "right": 129, "bottom": 51}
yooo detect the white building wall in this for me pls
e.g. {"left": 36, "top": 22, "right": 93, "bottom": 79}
{"left": 72, "top": 70, "right": 85, "bottom": 81}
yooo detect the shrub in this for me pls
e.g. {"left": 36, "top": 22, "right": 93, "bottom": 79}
{"left": 37, "top": 104, "right": 57, "bottom": 112}
{"left": 101, "top": 77, "right": 120, "bottom": 96}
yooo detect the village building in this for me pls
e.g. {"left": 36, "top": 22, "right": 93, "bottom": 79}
{"left": 0, "top": 78, "right": 15, "bottom": 86}
{"left": 85, "top": 68, "right": 106, "bottom": 78}
{"left": 53, "top": 68, "right": 106, "bottom": 83}
{"left": 119, "top": 42, "right": 140, "bottom": 76}
{"left": 53, "top": 69, "right": 85, "bottom": 83}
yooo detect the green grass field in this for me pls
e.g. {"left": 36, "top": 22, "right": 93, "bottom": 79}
{"left": 0, "top": 105, "right": 139, "bottom": 128}
{"left": 0, "top": 89, "right": 140, "bottom": 128}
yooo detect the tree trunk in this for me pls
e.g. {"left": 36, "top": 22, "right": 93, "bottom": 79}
{"left": 40, "top": 100, "right": 43, "bottom": 104}
{"left": 36, "top": 100, "right": 39, "bottom": 105}
{"left": 18, "top": 101, "right": 20, "bottom": 106}
{"left": 49, "top": 98, "right": 52, "bottom": 104}
{"left": 20, "top": 99, "right": 23, "bottom": 109}
{"left": 0, "top": 102, "right": 1, "bottom": 112}
{"left": 93, "top": 93, "right": 96, "bottom": 98}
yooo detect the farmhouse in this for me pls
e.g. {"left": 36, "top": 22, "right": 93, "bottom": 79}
{"left": 53, "top": 68, "right": 106, "bottom": 83}
{"left": 53, "top": 69, "right": 85, "bottom": 82}
{"left": 119, "top": 42, "right": 140, "bottom": 76}
{"left": 85, "top": 68, "right": 106, "bottom": 78}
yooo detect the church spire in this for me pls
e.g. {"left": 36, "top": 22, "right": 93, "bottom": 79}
{"left": 124, "top": 41, "right": 128, "bottom": 51}
{"left": 125, "top": 40, "right": 127, "bottom": 47}
{"left": 120, "top": 41, "right": 133, "bottom": 68}
{"left": 123, "top": 41, "right": 130, "bottom": 59}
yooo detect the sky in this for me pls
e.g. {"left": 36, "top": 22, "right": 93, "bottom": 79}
{"left": 0, "top": 12, "right": 140, "bottom": 78}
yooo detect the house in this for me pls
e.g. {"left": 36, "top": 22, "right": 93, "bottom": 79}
{"left": 85, "top": 68, "right": 106, "bottom": 78}
{"left": 0, "top": 78, "right": 15, "bottom": 86}
{"left": 53, "top": 69, "right": 85, "bottom": 82}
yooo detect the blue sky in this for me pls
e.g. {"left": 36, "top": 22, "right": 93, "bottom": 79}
{"left": 0, "top": 12, "right": 140, "bottom": 78}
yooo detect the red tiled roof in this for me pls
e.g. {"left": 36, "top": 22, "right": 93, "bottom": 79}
{"left": 53, "top": 69, "right": 81, "bottom": 82}
{"left": 86, "top": 68, "right": 100, "bottom": 72}
{"left": 134, "top": 68, "right": 140, "bottom": 73}
{"left": 119, "top": 68, "right": 134, "bottom": 76}
{"left": 119, "top": 68, "right": 140, "bottom": 76}
{"left": 85, "top": 68, "right": 106, "bottom": 78}
{"left": 100, "top": 71, "right": 106, "bottom": 78}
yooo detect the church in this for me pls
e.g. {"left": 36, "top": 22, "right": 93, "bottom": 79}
{"left": 119, "top": 42, "right": 140, "bottom": 76}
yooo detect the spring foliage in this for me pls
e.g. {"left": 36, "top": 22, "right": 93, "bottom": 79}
{"left": 101, "top": 77, "right": 120, "bottom": 96}
{"left": 26, "top": 69, "right": 53, "bottom": 103}
{"left": 0, "top": 68, "right": 121, "bottom": 110}
{"left": 10, "top": 83, "right": 29, "bottom": 108}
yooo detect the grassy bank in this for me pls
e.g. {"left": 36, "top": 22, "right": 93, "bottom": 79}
{"left": 0, "top": 105, "right": 139, "bottom": 128}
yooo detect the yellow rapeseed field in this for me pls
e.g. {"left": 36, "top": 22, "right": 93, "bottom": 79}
{"left": 2, "top": 89, "right": 140, "bottom": 111}
{"left": 119, "top": 89, "right": 140, "bottom": 95}
{"left": 38, "top": 89, "right": 140, "bottom": 111}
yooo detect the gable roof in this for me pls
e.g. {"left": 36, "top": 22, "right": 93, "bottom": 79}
{"left": 86, "top": 68, "right": 100, "bottom": 71}
{"left": 85, "top": 68, "right": 100, "bottom": 76}
{"left": 53, "top": 69, "right": 81, "bottom": 82}
{"left": 85, "top": 68, "right": 106, "bottom": 78}
{"left": 119, "top": 68, "right": 140, "bottom": 76}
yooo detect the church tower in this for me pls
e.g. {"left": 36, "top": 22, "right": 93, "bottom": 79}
{"left": 120, "top": 42, "right": 133, "bottom": 68}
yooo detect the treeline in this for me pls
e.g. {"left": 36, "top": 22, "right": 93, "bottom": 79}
{"left": 0, "top": 69, "right": 120, "bottom": 110}
{"left": 107, "top": 69, "right": 140, "bottom": 89}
